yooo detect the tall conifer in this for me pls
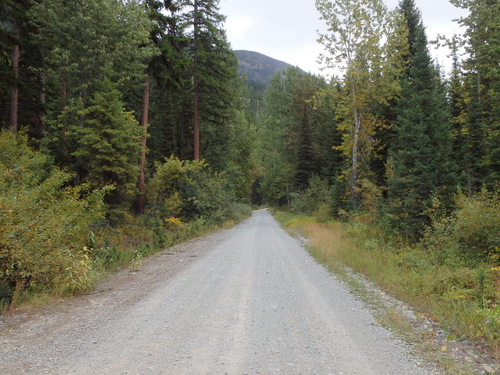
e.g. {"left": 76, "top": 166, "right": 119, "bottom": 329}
{"left": 181, "top": 0, "right": 240, "bottom": 169}
{"left": 451, "top": 0, "right": 500, "bottom": 189}
{"left": 387, "top": 0, "right": 456, "bottom": 238}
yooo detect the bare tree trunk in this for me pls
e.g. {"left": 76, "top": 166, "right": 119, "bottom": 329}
{"left": 193, "top": 75, "right": 200, "bottom": 160}
{"left": 10, "top": 37, "right": 19, "bottom": 135}
{"left": 137, "top": 74, "right": 150, "bottom": 215}
{"left": 193, "top": 0, "right": 200, "bottom": 160}
{"left": 40, "top": 48, "right": 46, "bottom": 106}
{"left": 351, "top": 107, "right": 361, "bottom": 209}
{"left": 60, "top": 76, "right": 68, "bottom": 152}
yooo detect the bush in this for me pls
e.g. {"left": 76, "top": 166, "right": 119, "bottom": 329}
{"left": 428, "top": 190, "right": 500, "bottom": 265}
{"left": 147, "top": 156, "right": 247, "bottom": 225}
{"left": 0, "top": 131, "right": 105, "bottom": 300}
{"left": 291, "top": 176, "right": 332, "bottom": 219}
{"left": 146, "top": 156, "right": 205, "bottom": 219}
{"left": 453, "top": 190, "right": 500, "bottom": 263}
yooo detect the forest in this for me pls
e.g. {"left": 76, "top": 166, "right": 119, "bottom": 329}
{"left": 1, "top": 0, "right": 499, "bottom": 358}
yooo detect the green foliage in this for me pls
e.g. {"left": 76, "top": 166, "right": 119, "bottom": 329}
{"left": 146, "top": 155, "right": 247, "bottom": 224}
{"left": 316, "top": 0, "right": 408, "bottom": 207}
{"left": 29, "top": 0, "right": 154, "bottom": 102}
{"left": 71, "top": 85, "right": 142, "bottom": 222}
{"left": 451, "top": 0, "right": 500, "bottom": 190}
{"left": 0, "top": 0, "right": 43, "bottom": 134}
{"left": 62, "top": 251, "right": 96, "bottom": 295}
{"left": 291, "top": 176, "right": 332, "bottom": 219}
{"left": 182, "top": 169, "right": 233, "bottom": 223}
{"left": 146, "top": 156, "right": 205, "bottom": 218}
{"left": 0, "top": 131, "right": 105, "bottom": 298}
{"left": 258, "top": 67, "right": 338, "bottom": 206}
{"left": 427, "top": 190, "right": 500, "bottom": 264}
{"left": 224, "top": 110, "right": 257, "bottom": 202}
{"left": 386, "top": 0, "right": 456, "bottom": 238}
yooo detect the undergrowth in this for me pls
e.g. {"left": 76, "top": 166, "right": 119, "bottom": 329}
{"left": 274, "top": 211, "right": 500, "bottom": 360}
{"left": 1, "top": 206, "right": 251, "bottom": 314}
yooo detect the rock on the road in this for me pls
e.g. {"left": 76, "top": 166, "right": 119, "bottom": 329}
{"left": 0, "top": 209, "right": 435, "bottom": 374}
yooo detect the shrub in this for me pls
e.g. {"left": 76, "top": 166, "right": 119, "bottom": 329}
{"left": 452, "top": 190, "right": 500, "bottom": 263}
{"left": 146, "top": 156, "right": 205, "bottom": 219}
{"left": 428, "top": 190, "right": 500, "bottom": 265}
{"left": 147, "top": 156, "right": 245, "bottom": 224}
{"left": 226, "top": 202, "right": 252, "bottom": 222}
{"left": 291, "top": 176, "right": 331, "bottom": 219}
{"left": 0, "top": 131, "right": 105, "bottom": 301}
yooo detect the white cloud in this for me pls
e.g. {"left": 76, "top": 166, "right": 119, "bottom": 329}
{"left": 220, "top": 0, "right": 469, "bottom": 76}
{"left": 225, "top": 16, "right": 254, "bottom": 43}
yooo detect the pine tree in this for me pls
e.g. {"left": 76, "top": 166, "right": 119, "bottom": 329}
{"left": 290, "top": 71, "right": 319, "bottom": 191}
{"left": 71, "top": 84, "right": 142, "bottom": 222}
{"left": 135, "top": 0, "right": 188, "bottom": 214}
{"left": 451, "top": 0, "right": 500, "bottom": 189}
{"left": 258, "top": 67, "right": 338, "bottom": 204}
{"left": 180, "top": 0, "right": 240, "bottom": 166}
{"left": 30, "top": 0, "right": 155, "bottom": 219}
{"left": 387, "top": 0, "right": 456, "bottom": 238}
{"left": 0, "top": 0, "right": 42, "bottom": 135}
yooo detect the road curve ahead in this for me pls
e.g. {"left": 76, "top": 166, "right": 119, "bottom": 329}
{"left": 2, "top": 209, "right": 433, "bottom": 374}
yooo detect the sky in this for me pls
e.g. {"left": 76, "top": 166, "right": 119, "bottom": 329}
{"left": 219, "top": 0, "right": 469, "bottom": 77}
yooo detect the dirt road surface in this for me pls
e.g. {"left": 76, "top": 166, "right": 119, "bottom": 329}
{"left": 0, "top": 209, "right": 435, "bottom": 374}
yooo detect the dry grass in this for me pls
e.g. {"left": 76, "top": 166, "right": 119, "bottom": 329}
{"left": 276, "top": 212, "right": 500, "bottom": 368}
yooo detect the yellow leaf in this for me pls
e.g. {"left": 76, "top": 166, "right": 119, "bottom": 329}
{"left": 441, "top": 345, "right": 448, "bottom": 352}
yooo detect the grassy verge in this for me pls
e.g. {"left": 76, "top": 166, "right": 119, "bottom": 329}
{"left": 274, "top": 211, "right": 500, "bottom": 371}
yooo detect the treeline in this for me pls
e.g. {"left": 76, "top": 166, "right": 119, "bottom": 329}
{"left": 258, "top": 0, "right": 499, "bottom": 259}
{"left": 259, "top": 0, "right": 499, "bottom": 353}
{"left": 1, "top": 0, "right": 254, "bottom": 302}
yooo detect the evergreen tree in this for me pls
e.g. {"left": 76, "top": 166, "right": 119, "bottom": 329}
{"left": 0, "top": 0, "right": 42, "bottom": 135}
{"left": 258, "top": 67, "right": 338, "bottom": 205}
{"left": 258, "top": 71, "right": 294, "bottom": 206}
{"left": 136, "top": 0, "right": 188, "bottom": 214}
{"left": 290, "top": 71, "right": 320, "bottom": 191}
{"left": 451, "top": 0, "right": 500, "bottom": 189}
{"left": 180, "top": 0, "right": 240, "bottom": 167}
{"left": 71, "top": 84, "right": 142, "bottom": 222}
{"left": 30, "top": 0, "right": 154, "bottom": 219}
{"left": 387, "top": 0, "right": 456, "bottom": 238}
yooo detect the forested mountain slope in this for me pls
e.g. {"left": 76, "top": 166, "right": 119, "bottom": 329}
{"left": 235, "top": 50, "right": 292, "bottom": 86}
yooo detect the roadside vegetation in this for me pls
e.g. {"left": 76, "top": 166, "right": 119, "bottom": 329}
{"left": 1, "top": 2, "right": 498, "bottom": 369}
{"left": 274, "top": 187, "right": 500, "bottom": 360}
{"left": 0, "top": 131, "right": 251, "bottom": 311}
{"left": 1, "top": 0, "right": 254, "bottom": 311}
{"left": 258, "top": 0, "right": 499, "bottom": 365}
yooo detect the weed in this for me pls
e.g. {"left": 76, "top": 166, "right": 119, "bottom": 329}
{"left": 128, "top": 250, "right": 143, "bottom": 272}
{"left": 275, "top": 212, "right": 500, "bottom": 360}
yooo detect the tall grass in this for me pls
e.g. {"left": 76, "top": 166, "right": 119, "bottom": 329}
{"left": 278, "top": 213, "right": 500, "bottom": 359}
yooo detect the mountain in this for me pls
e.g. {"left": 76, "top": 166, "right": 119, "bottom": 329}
{"left": 235, "top": 50, "right": 292, "bottom": 86}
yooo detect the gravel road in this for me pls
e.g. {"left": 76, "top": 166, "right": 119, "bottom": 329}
{"left": 0, "top": 209, "right": 435, "bottom": 374}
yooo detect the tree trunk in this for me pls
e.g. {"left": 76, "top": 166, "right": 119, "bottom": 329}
{"left": 193, "top": 74, "right": 200, "bottom": 160}
{"left": 193, "top": 0, "right": 200, "bottom": 160}
{"left": 40, "top": 47, "right": 46, "bottom": 106}
{"left": 60, "top": 76, "right": 68, "bottom": 152}
{"left": 10, "top": 39, "right": 19, "bottom": 135}
{"left": 351, "top": 107, "right": 361, "bottom": 209}
{"left": 137, "top": 74, "right": 150, "bottom": 215}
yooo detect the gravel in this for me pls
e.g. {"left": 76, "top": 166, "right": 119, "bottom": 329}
{"left": 0, "top": 209, "right": 436, "bottom": 374}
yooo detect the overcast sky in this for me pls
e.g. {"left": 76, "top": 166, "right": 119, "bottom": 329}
{"left": 219, "top": 0, "right": 469, "bottom": 77}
